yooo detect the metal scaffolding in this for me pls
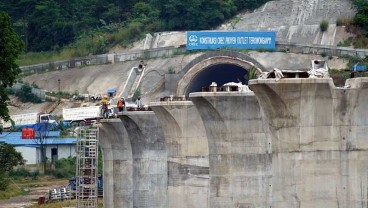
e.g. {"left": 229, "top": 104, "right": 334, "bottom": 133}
{"left": 76, "top": 128, "right": 99, "bottom": 208}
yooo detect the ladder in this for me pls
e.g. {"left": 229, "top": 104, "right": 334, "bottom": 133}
{"left": 76, "top": 128, "right": 99, "bottom": 208}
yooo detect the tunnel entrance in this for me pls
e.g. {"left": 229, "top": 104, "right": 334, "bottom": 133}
{"left": 186, "top": 64, "right": 248, "bottom": 96}
{"left": 176, "top": 51, "right": 267, "bottom": 96}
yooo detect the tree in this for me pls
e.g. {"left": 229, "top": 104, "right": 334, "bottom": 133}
{"left": 0, "top": 12, "right": 24, "bottom": 129}
{"left": 354, "top": 6, "right": 368, "bottom": 32}
{"left": 0, "top": 143, "right": 24, "bottom": 190}
{"left": 32, "top": 122, "right": 53, "bottom": 174}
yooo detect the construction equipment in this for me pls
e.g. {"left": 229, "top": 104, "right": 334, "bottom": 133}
{"left": 1, "top": 112, "right": 58, "bottom": 129}
{"left": 62, "top": 106, "right": 114, "bottom": 127}
{"left": 75, "top": 128, "right": 99, "bottom": 208}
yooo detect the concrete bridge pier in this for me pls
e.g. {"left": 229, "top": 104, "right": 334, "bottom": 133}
{"left": 337, "top": 78, "right": 368, "bottom": 207}
{"left": 99, "top": 119, "right": 133, "bottom": 208}
{"left": 190, "top": 92, "right": 272, "bottom": 208}
{"left": 249, "top": 78, "right": 368, "bottom": 207}
{"left": 150, "top": 101, "right": 209, "bottom": 208}
{"left": 119, "top": 112, "right": 168, "bottom": 208}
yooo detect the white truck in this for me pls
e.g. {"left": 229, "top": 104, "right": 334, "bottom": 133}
{"left": 2, "top": 112, "right": 58, "bottom": 129}
{"left": 62, "top": 106, "right": 114, "bottom": 127}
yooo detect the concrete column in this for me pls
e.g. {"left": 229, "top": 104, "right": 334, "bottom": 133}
{"left": 98, "top": 123, "right": 114, "bottom": 208}
{"left": 99, "top": 119, "right": 133, "bottom": 208}
{"left": 150, "top": 101, "right": 209, "bottom": 208}
{"left": 119, "top": 112, "right": 168, "bottom": 208}
{"left": 249, "top": 78, "right": 368, "bottom": 207}
{"left": 190, "top": 92, "right": 272, "bottom": 208}
{"left": 336, "top": 78, "right": 368, "bottom": 207}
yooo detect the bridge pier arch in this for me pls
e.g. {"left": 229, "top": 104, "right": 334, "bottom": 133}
{"left": 99, "top": 119, "right": 133, "bottom": 208}
{"left": 150, "top": 101, "right": 210, "bottom": 208}
{"left": 190, "top": 91, "right": 272, "bottom": 207}
{"left": 119, "top": 112, "right": 168, "bottom": 208}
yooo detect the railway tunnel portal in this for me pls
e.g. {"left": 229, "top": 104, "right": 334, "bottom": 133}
{"left": 176, "top": 51, "right": 267, "bottom": 96}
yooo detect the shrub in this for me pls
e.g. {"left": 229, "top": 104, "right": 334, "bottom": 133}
{"left": 168, "top": 66, "right": 175, "bottom": 74}
{"left": 5, "top": 88, "right": 14, "bottom": 95}
{"left": 9, "top": 168, "right": 39, "bottom": 180}
{"left": 336, "top": 18, "right": 343, "bottom": 26}
{"left": 47, "top": 156, "right": 76, "bottom": 178}
{"left": 0, "top": 174, "right": 9, "bottom": 191}
{"left": 15, "top": 83, "right": 42, "bottom": 103}
{"left": 320, "top": 20, "right": 329, "bottom": 32}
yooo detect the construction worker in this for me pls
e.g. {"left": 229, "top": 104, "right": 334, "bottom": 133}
{"left": 136, "top": 97, "right": 143, "bottom": 109}
{"left": 117, "top": 97, "right": 125, "bottom": 112}
{"left": 100, "top": 95, "right": 110, "bottom": 118}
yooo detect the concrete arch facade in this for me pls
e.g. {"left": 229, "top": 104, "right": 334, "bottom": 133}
{"left": 249, "top": 78, "right": 368, "bottom": 207}
{"left": 150, "top": 101, "right": 209, "bottom": 208}
{"left": 190, "top": 92, "right": 272, "bottom": 207}
{"left": 176, "top": 51, "right": 267, "bottom": 96}
{"left": 119, "top": 112, "right": 168, "bottom": 208}
{"left": 99, "top": 119, "right": 133, "bottom": 208}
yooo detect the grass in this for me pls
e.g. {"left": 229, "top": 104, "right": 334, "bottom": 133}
{"left": 0, "top": 182, "right": 28, "bottom": 200}
{"left": 31, "top": 199, "right": 103, "bottom": 208}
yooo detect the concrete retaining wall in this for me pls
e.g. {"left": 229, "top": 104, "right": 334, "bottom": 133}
{"left": 19, "top": 42, "right": 368, "bottom": 74}
{"left": 11, "top": 83, "right": 46, "bottom": 101}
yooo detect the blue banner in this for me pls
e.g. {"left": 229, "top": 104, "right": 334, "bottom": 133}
{"left": 187, "top": 31, "right": 276, "bottom": 50}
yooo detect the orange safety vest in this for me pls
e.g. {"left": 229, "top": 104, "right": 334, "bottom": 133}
{"left": 117, "top": 100, "right": 124, "bottom": 108}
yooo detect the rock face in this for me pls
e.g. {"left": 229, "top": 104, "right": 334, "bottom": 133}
{"left": 222, "top": 0, "right": 356, "bottom": 45}
{"left": 151, "top": 0, "right": 355, "bottom": 47}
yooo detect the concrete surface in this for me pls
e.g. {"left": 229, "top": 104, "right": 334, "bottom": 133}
{"left": 190, "top": 92, "right": 272, "bottom": 208}
{"left": 150, "top": 101, "right": 209, "bottom": 208}
{"left": 99, "top": 119, "right": 133, "bottom": 208}
{"left": 249, "top": 78, "right": 368, "bottom": 207}
{"left": 98, "top": 77, "right": 368, "bottom": 208}
{"left": 119, "top": 111, "right": 168, "bottom": 208}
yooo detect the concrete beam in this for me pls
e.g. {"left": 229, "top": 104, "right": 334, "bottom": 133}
{"left": 150, "top": 101, "right": 209, "bottom": 208}
{"left": 119, "top": 112, "right": 168, "bottom": 208}
{"left": 99, "top": 119, "right": 133, "bottom": 208}
{"left": 190, "top": 92, "right": 272, "bottom": 208}
{"left": 249, "top": 78, "right": 368, "bottom": 207}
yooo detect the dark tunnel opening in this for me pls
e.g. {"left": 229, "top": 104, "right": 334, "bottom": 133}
{"left": 185, "top": 64, "right": 248, "bottom": 96}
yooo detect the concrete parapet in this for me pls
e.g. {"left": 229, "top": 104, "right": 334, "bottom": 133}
{"left": 249, "top": 78, "right": 368, "bottom": 207}
{"left": 119, "top": 112, "right": 168, "bottom": 208}
{"left": 190, "top": 92, "right": 272, "bottom": 208}
{"left": 99, "top": 119, "right": 133, "bottom": 208}
{"left": 150, "top": 101, "right": 209, "bottom": 208}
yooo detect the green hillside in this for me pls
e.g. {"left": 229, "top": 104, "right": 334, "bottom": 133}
{"left": 0, "top": 0, "right": 367, "bottom": 66}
